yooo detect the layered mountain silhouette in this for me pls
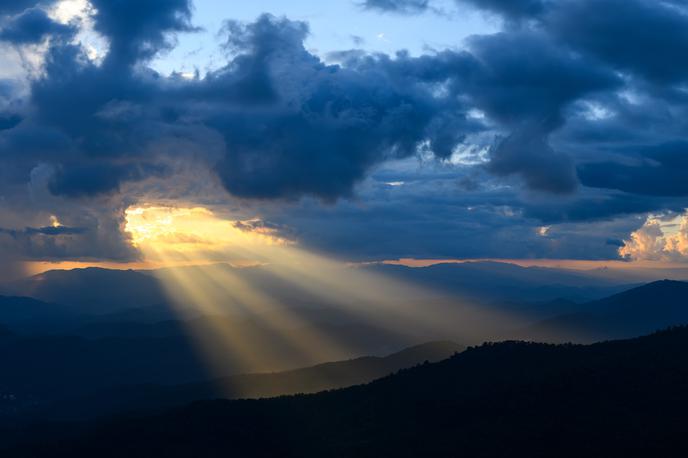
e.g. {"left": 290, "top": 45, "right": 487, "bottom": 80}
{"left": 0, "top": 296, "right": 80, "bottom": 332}
{"left": 1, "top": 262, "right": 633, "bottom": 318}
{"left": 30, "top": 341, "right": 463, "bottom": 422}
{"left": 4, "top": 268, "right": 167, "bottom": 313}
{"left": 0, "top": 316, "right": 426, "bottom": 420}
{"left": 14, "top": 327, "right": 688, "bottom": 458}
{"left": 0, "top": 262, "right": 637, "bottom": 343}
{"left": 527, "top": 280, "right": 688, "bottom": 342}
{"left": 367, "top": 261, "right": 630, "bottom": 302}
{"left": 0, "top": 341, "right": 462, "bottom": 451}
{"left": 0, "top": 324, "right": 11, "bottom": 338}
{"left": 3, "top": 266, "right": 688, "bottom": 456}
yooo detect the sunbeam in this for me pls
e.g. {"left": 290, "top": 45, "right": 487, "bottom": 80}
{"left": 122, "top": 204, "right": 527, "bottom": 387}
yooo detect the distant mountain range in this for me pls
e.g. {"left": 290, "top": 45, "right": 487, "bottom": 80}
{"left": 527, "top": 280, "right": 688, "bottom": 342}
{"left": 0, "top": 314, "right": 426, "bottom": 415}
{"left": 26, "top": 341, "right": 463, "bottom": 422}
{"left": 0, "top": 340, "right": 462, "bottom": 449}
{"left": 0, "top": 261, "right": 638, "bottom": 344}
{"left": 1, "top": 272, "right": 687, "bottom": 409}
{"left": 367, "top": 261, "right": 630, "bottom": 302}
{"left": 3, "top": 264, "right": 688, "bottom": 456}
{"left": 15, "top": 326, "right": 688, "bottom": 458}
{"left": 0, "top": 295, "right": 79, "bottom": 332}
{"left": 1, "top": 261, "right": 634, "bottom": 318}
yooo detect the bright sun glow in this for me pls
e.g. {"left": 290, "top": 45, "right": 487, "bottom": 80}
{"left": 124, "top": 206, "right": 290, "bottom": 261}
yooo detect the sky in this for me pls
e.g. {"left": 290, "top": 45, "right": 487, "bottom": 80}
{"left": 2, "top": 0, "right": 688, "bottom": 276}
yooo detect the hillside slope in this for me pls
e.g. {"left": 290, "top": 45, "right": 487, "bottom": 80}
{"left": 38, "top": 341, "right": 463, "bottom": 421}
{"left": 527, "top": 280, "right": 688, "bottom": 342}
{"left": 17, "top": 327, "right": 688, "bottom": 458}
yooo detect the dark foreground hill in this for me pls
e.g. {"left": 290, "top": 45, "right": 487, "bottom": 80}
{"left": 26, "top": 341, "right": 463, "bottom": 422}
{"left": 0, "top": 315, "right": 417, "bottom": 405}
{"left": 15, "top": 326, "right": 688, "bottom": 458}
{"left": 527, "top": 280, "right": 688, "bottom": 342}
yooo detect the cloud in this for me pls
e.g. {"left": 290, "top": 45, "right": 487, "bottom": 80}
{"left": 456, "top": 0, "right": 546, "bottom": 20}
{"left": 361, "top": 0, "right": 430, "bottom": 14}
{"left": 0, "top": 222, "right": 99, "bottom": 262}
{"left": 0, "top": 0, "right": 53, "bottom": 15}
{"left": 0, "top": 7, "right": 75, "bottom": 44}
{"left": 0, "top": 224, "right": 86, "bottom": 237}
{"left": 1, "top": 0, "right": 688, "bottom": 264}
{"left": 545, "top": 0, "right": 688, "bottom": 84}
{"left": 0, "top": 113, "right": 22, "bottom": 130}
{"left": 12, "top": 12, "right": 476, "bottom": 203}
{"left": 0, "top": 198, "right": 140, "bottom": 262}
{"left": 618, "top": 218, "right": 666, "bottom": 261}
{"left": 578, "top": 142, "right": 688, "bottom": 197}
{"left": 619, "top": 213, "right": 688, "bottom": 262}
{"left": 521, "top": 192, "right": 684, "bottom": 225}
{"left": 89, "top": 0, "right": 196, "bottom": 65}
{"left": 457, "top": 0, "right": 688, "bottom": 84}
{"left": 47, "top": 162, "right": 169, "bottom": 198}
{"left": 488, "top": 124, "right": 577, "bottom": 194}
{"left": 463, "top": 31, "right": 620, "bottom": 125}
{"left": 202, "top": 15, "right": 475, "bottom": 199}
{"left": 233, "top": 218, "right": 284, "bottom": 235}
{"left": 459, "top": 31, "right": 619, "bottom": 192}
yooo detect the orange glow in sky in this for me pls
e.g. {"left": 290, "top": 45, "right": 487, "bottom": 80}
{"left": 120, "top": 205, "right": 291, "bottom": 266}
{"left": 19, "top": 205, "right": 688, "bottom": 277}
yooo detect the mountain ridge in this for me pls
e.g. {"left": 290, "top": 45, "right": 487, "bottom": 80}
{"left": 30, "top": 340, "right": 464, "bottom": 422}
{"left": 527, "top": 279, "right": 688, "bottom": 342}
{"left": 16, "top": 326, "right": 688, "bottom": 458}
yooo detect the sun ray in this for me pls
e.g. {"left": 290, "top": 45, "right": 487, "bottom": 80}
{"left": 124, "top": 204, "right": 528, "bottom": 392}
{"left": 190, "top": 263, "right": 352, "bottom": 362}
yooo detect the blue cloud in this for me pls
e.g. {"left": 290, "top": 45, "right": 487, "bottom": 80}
{"left": 1, "top": 0, "right": 688, "bottom": 262}
{"left": 0, "top": 7, "right": 75, "bottom": 44}
{"left": 361, "top": 0, "right": 430, "bottom": 14}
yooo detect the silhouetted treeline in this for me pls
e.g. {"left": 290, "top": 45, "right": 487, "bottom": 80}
{"left": 12, "top": 326, "right": 688, "bottom": 458}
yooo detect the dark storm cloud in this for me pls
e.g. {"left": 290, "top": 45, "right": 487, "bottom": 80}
{"left": 445, "top": 0, "right": 688, "bottom": 199}
{"left": 606, "top": 238, "right": 624, "bottom": 247}
{"left": 456, "top": 0, "right": 688, "bottom": 84}
{"left": 25, "top": 225, "right": 86, "bottom": 235}
{"left": 2, "top": 0, "right": 688, "bottom": 263}
{"left": 0, "top": 225, "right": 86, "bottom": 237}
{"left": 0, "top": 7, "right": 75, "bottom": 44}
{"left": 89, "top": 0, "right": 196, "bottom": 65}
{"left": 0, "top": 213, "right": 136, "bottom": 261}
{"left": 0, "top": 4, "right": 479, "bottom": 260}
{"left": 48, "top": 162, "right": 169, "bottom": 198}
{"left": 578, "top": 142, "right": 688, "bottom": 197}
{"left": 0, "top": 224, "right": 90, "bottom": 263}
{"left": 267, "top": 174, "right": 636, "bottom": 262}
{"left": 18, "top": 12, "right": 474, "bottom": 202}
{"left": 457, "top": 31, "right": 619, "bottom": 193}
{"left": 544, "top": 0, "right": 688, "bottom": 84}
{"left": 0, "top": 114, "right": 22, "bottom": 130}
{"left": 521, "top": 193, "right": 680, "bottom": 224}
{"left": 199, "top": 15, "right": 475, "bottom": 199}
{"left": 487, "top": 125, "right": 578, "bottom": 194}
{"left": 456, "top": 0, "right": 547, "bottom": 20}
{"left": 462, "top": 32, "right": 620, "bottom": 125}
{"left": 361, "top": 0, "right": 430, "bottom": 14}
{"left": 30, "top": 42, "right": 161, "bottom": 157}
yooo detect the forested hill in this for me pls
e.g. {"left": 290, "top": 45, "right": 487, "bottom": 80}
{"left": 17, "top": 326, "right": 688, "bottom": 458}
